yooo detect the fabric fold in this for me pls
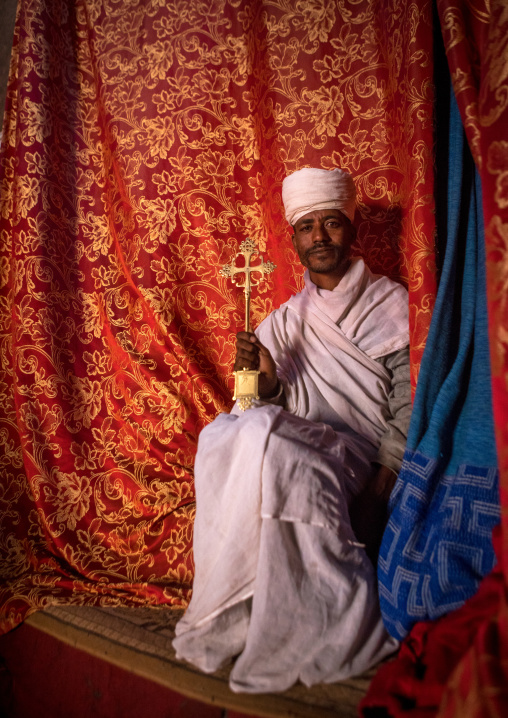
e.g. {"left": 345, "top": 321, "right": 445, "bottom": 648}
{"left": 377, "top": 81, "right": 499, "bottom": 641}
{"left": 173, "top": 405, "right": 398, "bottom": 692}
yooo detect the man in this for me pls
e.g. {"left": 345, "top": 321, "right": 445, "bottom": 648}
{"left": 173, "top": 167, "right": 410, "bottom": 694}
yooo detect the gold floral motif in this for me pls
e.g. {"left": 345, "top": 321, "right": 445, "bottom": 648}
{"left": 485, "top": 215, "right": 508, "bottom": 379}
{"left": 0, "top": 0, "right": 438, "bottom": 627}
{"left": 487, "top": 141, "right": 508, "bottom": 209}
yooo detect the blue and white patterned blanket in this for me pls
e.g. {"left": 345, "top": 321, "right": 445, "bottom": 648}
{"left": 378, "top": 88, "right": 500, "bottom": 640}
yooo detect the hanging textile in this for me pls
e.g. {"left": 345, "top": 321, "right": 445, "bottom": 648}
{"left": 360, "top": 81, "right": 501, "bottom": 716}
{"left": 437, "top": 0, "right": 508, "bottom": 588}
{"left": 360, "top": 529, "right": 506, "bottom": 717}
{"left": 362, "top": 1, "right": 508, "bottom": 715}
{"left": 433, "top": 0, "right": 508, "bottom": 714}
{"left": 377, "top": 82, "right": 499, "bottom": 639}
{"left": 0, "top": 0, "right": 436, "bottom": 632}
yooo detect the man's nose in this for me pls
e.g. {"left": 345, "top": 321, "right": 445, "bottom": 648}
{"left": 313, "top": 224, "right": 330, "bottom": 242}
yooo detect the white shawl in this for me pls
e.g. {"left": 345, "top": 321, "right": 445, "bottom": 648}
{"left": 256, "top": 258, "right": 409, "bottom": 446}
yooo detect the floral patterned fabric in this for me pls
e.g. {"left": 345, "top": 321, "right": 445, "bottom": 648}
{"left": 0, "top": 0, "right": 437, "bottom": 631}
{"left": 2, "top": 2, "right": 508, "bottom": 714}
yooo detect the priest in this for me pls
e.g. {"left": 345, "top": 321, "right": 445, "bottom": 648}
{"left": 173, "top": 167, "right": 411, "bottom": 694}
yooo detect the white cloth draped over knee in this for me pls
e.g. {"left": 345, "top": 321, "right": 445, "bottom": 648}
{"left": 173, "top": 406, "right": 399, "bottom": 693}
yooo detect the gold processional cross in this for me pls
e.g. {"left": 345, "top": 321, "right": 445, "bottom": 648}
{"left": 220, "top": 238, "right": 276, "bottom": 411}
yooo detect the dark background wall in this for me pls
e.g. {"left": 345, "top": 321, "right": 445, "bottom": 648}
{"left": 0, "top": 0, "right": 18, "bottom": 131}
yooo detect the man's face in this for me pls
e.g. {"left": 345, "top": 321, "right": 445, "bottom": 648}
{"left": 291, "top": 208, "right": 355, "bottom": 289}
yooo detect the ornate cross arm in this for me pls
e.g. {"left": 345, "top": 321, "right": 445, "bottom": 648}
{"left": 220, "top": 238, "right": 276, "bottom": 410}
{"left": 220, "top": 238, "right": 276, "bottom": 332}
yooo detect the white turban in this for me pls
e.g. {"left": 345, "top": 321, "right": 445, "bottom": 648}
{"left": 282, "top": 167, "right": 356, "bottom": 226}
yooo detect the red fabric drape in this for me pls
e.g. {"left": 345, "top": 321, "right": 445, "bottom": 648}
{"left": 361, "top": 530, "right": 508, "bottom": 717}
{"left": 0, "top": 0, "right": 436, "bottom": 632}
{"left": 361, "top": 2, "right": 508, "bottom": 716}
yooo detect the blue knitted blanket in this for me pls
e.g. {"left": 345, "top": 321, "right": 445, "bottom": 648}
{"left": 377, "top": 88, "right": 500, "bottom": 640}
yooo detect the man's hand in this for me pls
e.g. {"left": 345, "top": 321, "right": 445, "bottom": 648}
{"left": 234, "top": 332, "right": 279, "bottom": 398}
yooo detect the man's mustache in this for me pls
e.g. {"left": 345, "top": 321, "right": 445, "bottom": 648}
{"left": 305, "top": 243, "right": 338, "bottom": 258}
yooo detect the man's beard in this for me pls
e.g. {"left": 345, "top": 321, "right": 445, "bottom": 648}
{"left": 302, "top": 244, "right": 347, "bottom": 274}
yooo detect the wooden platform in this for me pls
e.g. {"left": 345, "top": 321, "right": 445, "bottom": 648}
{"left": 22, "top": 605, "right": 373, "bottom": 717}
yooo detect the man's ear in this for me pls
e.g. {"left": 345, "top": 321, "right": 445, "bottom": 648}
{"left": 290, "top": 230, "right": 296, "bottom": 248}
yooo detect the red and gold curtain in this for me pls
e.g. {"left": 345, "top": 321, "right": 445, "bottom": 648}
{"left": 4, "top": 1, "right": 508, "bottom": 714}
{"left": 0, "top": 0, "right": 436, "bottom": 631}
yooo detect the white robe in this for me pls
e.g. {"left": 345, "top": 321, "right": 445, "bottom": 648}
{"left": 173, "top": 259, "right": 407, "bottom": 693}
